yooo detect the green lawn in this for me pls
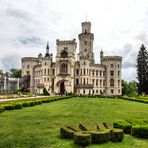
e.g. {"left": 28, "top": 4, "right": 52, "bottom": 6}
{"left": 0, "top": 97, "right": 148, "bottom": 148}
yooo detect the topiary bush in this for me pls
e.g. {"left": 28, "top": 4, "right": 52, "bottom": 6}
{"left": 113, "top": 120, "right": 132, "bottom": 134}
{"left": 60, "top": 126, "right": 75, "bottom": 139}
{"left": 0, "top": 107, "right": 5, "bottom": 113}
{"left": 22, "top": 102, "right": 30, "bottom": 107}
{"left": 97, "top": 123, "right": 106, "bottom": 130}
{"left": 66, "top": 125, "right": 81, "bottom": 132}
{"left": 79, "top": 123, "right": 96, "bottom": 131}
{"left": 15, "top": 104, "right": 22, "bottom": 109}
{"left": 131, "top": 125, "right": 148, "bottom": 138}
{"left": 4, "top": 104, "right": 15, "bottom": 110}
{"left": 74, "top": 131, "right": 91, "bottom": 146}
{"left": 110, "top": 128, "right": 124, "bottom": 142}
{"left": 30, "top": 101, "right": 35, "bottom": 106}
{"left": 91, "top": 130, "right": 110, "bottom": 144}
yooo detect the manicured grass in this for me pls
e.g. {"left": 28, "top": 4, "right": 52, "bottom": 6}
{"left": 0, "top": 97, "right": 148, "bottom": 148}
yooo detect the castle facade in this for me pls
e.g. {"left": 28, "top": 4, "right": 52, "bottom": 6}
{"left": 21, "top": 21, "right": 122, "bottom": 96}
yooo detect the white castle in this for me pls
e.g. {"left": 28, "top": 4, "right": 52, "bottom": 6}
{"left": 21, "top": 21, "right": 122, "bottom": 96}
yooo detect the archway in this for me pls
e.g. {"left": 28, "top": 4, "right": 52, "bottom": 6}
{"left": 60, "top": 81, "right": 65, "bottom": 95}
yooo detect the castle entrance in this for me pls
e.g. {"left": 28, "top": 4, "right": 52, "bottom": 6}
{"left": 60, "top": 81, "right": 65, "bottom": 95}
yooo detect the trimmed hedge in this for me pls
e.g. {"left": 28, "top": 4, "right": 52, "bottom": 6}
{"left": 0, "top": 107, "right": 5, "bottom": 113}
{"left": 79, "top": 123, "right": 96, "bottom": 131}
{"left": 30, "top": 101, "right": 35, "bottom": 106}
{"left": 113, "top": 120, "right": 132, "bottom": 134}
{"left": 132, "top": 125, "right": 148, "bottom": 138}
{"left": 74, "top": 131, "right": 91, "bottom": 146}
{"left": 4, "top": 104, "right": 15, "bottom": 110}
{"left": 97, "top": 123, "right": 106, "bottom": 130}
{"left": 110, "top": 128, "right": 124, "bottom": 142}
{"left": 66, "top": 125, "right": 81, "bottom": 132}
{"left": 91, "top": 130, "right": 110, "bottom": 144}
{"left": 103, "top": 122, "right": 112, "bottom": 129}
{"left": 15, "top": 104, "right": 22, "bottom": 109}
{"left": 22, "top": 102, "right": 30, "bottom": 107}
{"left": 60, "top": 126, "right": 75, "bottom": 139}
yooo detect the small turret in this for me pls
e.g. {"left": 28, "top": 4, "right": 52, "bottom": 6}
{"left": 100, "top": 50, "right": 104, "bottom": 64}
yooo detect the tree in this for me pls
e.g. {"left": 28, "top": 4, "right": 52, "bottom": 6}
{"left": 136, "top": 44, "right": 148, "bottom": 95}
{"left": 10, "top": 68, "right": 22, "bottom": 78}
{"left": 122, "top": 80, "right": 138, "bottom": 96}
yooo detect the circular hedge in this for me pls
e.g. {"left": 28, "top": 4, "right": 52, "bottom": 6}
{"left": 74, "top": 131, "right": 91, "bottom": 146}
{"left": 91, "top": 130, "right": 110, "bottom": 144}
{"left": 110, "top": 128, "right": 124, "bottom": 142}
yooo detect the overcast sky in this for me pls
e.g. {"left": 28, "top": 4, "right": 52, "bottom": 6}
{"left": 0, "top": 0, "right": 148, "bottom": 81}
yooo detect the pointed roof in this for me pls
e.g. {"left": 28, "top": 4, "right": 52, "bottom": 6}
{"left": 45, "top": 42, "right": 50, "bottom": 57}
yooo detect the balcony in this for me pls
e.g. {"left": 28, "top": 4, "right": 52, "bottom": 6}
{"left": 76, "top": 84, "right": 93, "bottom": 89}
{"left": 36, "top": 83, "right": 44, "bottom": 88}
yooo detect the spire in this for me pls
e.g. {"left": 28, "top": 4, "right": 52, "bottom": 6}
{"left": 45, "top": 42, "right": 50, "bottom": 57}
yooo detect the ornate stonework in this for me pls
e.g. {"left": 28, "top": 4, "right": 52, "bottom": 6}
{"left": 21, "top": 21, "right": 122, "bottom": 96}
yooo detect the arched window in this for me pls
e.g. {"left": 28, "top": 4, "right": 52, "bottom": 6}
{"left": 110, "top": 79, "right": 114, "bottom": 86}
{"left": 60, "top": 63, "right": 68, "bottom": 74}
{"left": 61, "top": 50, "right": 68, "bottom": 58}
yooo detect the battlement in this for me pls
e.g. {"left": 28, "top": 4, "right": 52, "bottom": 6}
{"left": 21, "top": 57, "right": 39, "bottom": 62}
{"left": 56, "top": 39, "right": 76, "bottom": 45}
{"left": 102, "top": 56, "right": 122, "bottom": 61}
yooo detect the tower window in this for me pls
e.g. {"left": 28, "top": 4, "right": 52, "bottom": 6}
{"left": 110, "top": 64, "right": 114, "bottom": 68}
{"left": 110, "top": 79, "right": 114, "bottom": 87}
{"left": 60, "top": 63, "right": 68, "bottom": 74}
{"left": 110, "top": 71, "right": 114, "bottom": 76}
{"left": 61, "top": 50, "right": 68, "bottom": 58}
{"left": 84, "top": 41, "right": 87, "bottom": 45}
{"left": 76, "top": 69, "right": 79, "bottom": 75}
{"left": 85, "top": 29, "right": 87, "bottom": 34}
{"left": 84, "top": 49, "right": 87, "bottom": 52}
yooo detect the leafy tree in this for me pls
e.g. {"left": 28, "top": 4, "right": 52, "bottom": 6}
{"left": 136, "top": 44, "right": 148, "bottom": 95}
{"left": 10, "top": 68, "right": 22, "bottom": 78}
{"left": 122, "top": 80, "right": 137, "bottom": 96}
{"left": 0, "top": 70, "right": 5, "bottom": 77}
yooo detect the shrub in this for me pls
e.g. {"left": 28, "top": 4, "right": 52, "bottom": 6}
{"left": 0, "top": 107, "right": 5, "bottom": 113}
{"left": 97, "top": 123, "right": 106, "bottom": 130}
{"left": 91, "top": 130, "right": 110, "bottom": 144}
{"left": 15, "top": 104, "right": 22, "bottom": 109}
{"left": 110, "top": 128, "right": 124, "bottom": 142}
{"left": 79, "top": 123, "right": 96, "bottom": 131}
{"left": 30, "top": 101, "right": 35, "bottom": 106}
{"left": 4, "top": 104, "right": 15, "bottom": 110}
{"left": 132, "top": 125, "right": 148, "bottom": 138}
{"left": 66, "top": 125, "right": 81, "bottom": 132}
{"left": 22, "top": 102, "right": 30, "bottom": 107}
{"left": 60, "top": 126, "right": 75, "bottom": 139}
{"left": 113, "top": 120, "right": 132, "bottom": 134}
{"left": 74, "top": 131, "right": 91, "bottom": 146}
{"left": 43, "top": 88, "right": 50, "bottom": 95}
{"left": 103, "top": 122, "right": 112, "bottom": 129}
{"left": 38, "top": 100, "right": 42, "bottom": 104}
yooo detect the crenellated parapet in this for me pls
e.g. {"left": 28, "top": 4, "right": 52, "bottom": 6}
{"left": 56, "top": 39, "right": 77, "bottom": 46}
{"left": 101, "top": 56, "right": 122, "bottom": 61}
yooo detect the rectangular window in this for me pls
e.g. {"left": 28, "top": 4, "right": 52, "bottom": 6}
{"left": 110, "top": 64, "right": 114, "bottom": 68}
{"left": 111, "top": 89, "right": 114, "bottom": 94}
{"left": 76, "top": 79, "right": 79, "bottom": 85}
{"left": 96, "top": 70, "right": 98, "bottom": 76}
{"left": 110, "top": 71, "right": 114, "bottom": 76}
{"left": 27, "top": 65, "right": 30, "bottom": 69}
{"left": 118, "top": 71, "right": 120, "bottom": 77}
{"left": 76, "top": 69, "right": 79, "bottom": 75}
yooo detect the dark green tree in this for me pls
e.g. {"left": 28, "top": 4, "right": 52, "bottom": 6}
{"left": 10, "top": 68, "right": 22, "bottom": 78}
{"left": 122, "top": 80, "right": 137, "bottom": 96}
{"left": 136, "top": 44, "right": 148, "bottom": 95}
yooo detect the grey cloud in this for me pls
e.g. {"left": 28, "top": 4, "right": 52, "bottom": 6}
{"left": 1, "top": 55, "right": 21, "bottom": 70}
{"left": 19, "top": 36, "right": 43, "bottom": 46}
{"left": 6, "top": 8, "right": 32, "bottom": 22}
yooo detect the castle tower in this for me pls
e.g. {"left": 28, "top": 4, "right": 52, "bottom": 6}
{"left": 78, "top": 22, "right": 94, "bottom": 63}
